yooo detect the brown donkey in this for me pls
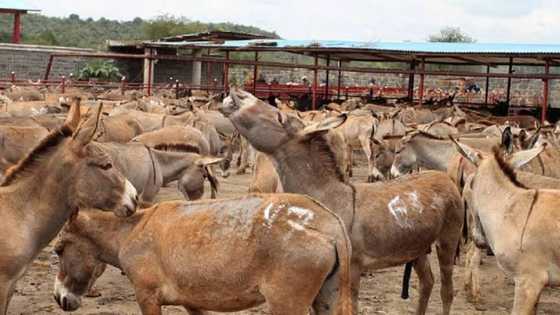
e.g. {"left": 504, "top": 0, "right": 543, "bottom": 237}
{"left": 0, "top": 99, "right": 138, "bottom": 314}
{"left": 54, "top": 194, "right": 352, "bottom": 315}
{"left": 220, "top": 89, "right": 464, "bottom": 315}
{"left": 451, "top": 139, "right": 560, "bottom": 315}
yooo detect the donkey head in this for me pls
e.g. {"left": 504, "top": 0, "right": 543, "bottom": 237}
{"left": 220, "top": 88, "right": 346, "bottom": 155}
{"left": 53, "top": 217, "right": 107, "bottom": 311}
{"left": 63, "top": 100, "right": 138, "bottom": 217}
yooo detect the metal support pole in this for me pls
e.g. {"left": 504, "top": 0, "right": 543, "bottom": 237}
{"left": 325, "top": 55, "right": 330, "bottom": 101}
{"left": 120, "top": 77, "right": 126, "bottom": 95}
{"left": 506, "top": 57, "right": 513, "bottom": 109}
{"left": 10, "top": 72, "right": 15, "bottom": 84}
{"left": 147, "top": 54, "right": 153, "bottom": 96}
{"left": 337, "top": 60, "right": 342, "bottom": 100}
{"left": 484, "top": 65, "right": 490, "bottom": 105}
{"left": 175, "top": 79, "right": 180, "bottom": 99}
{"left": 61, "top": 76, "right": 66, "bottom": 94}
{"left": 206, "top": 60, "right": 211, "bottom": 93}
{"left": 313, "top": 55, "right": 318, "bottom": 110}
{"left": 12, "top": 13, "right": 21, "bottom": 44}
{"left": 418, "top": 59, "right": 425, "bottom": 105}
{"left": 542, "top": 61, "right": 550, "bottom": 123}
{"left": 407, "top": 61, "right": 416, "bottom": 101}
{"left": 253, "top": 52, "right": 259, "bottom": 95}
{"left": 44, "top": 55, "right": 54, "bottom": 81}
{"left": 223, "top": 51, "right": 230, "bottom": 94}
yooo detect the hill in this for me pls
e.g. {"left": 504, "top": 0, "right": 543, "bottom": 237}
{"left": 0, "top": 13, "right": 279, "bottom": 49}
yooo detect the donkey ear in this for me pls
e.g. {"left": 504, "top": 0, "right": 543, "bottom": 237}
{"left": 450, "top": 136, "right": 482, "bottom": 166}
{"left": 64, "top": 97, "right": 82, "bottom": 131}
{"left": 73, "top": 102, "right": 104, "bottom": 146}
{"left": 501, "top": 126, "right": 514, "bottom": 154}
{"left": 525, "top": 127, "right": 541, "bottom": 149}
{"left": 301, "top": 113, "right": 347, "bottom": 135}
{"left": 507, "top": 144, "right": 546, "bottom": 169}
{"left": 196, "top": 156, "right": 224, "bottom": 166}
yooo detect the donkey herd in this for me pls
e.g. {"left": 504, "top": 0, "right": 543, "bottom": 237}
{"left": 0, "top": 83, "right": 559, "bottom": 315}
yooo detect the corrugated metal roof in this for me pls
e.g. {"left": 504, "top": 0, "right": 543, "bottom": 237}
{"left": 0, "top": 0, "right": 39, "bottom": 11}
{"left": 146, "top": 39, "right": 560, "bottom": 55}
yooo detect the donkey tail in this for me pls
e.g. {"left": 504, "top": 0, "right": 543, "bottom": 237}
{"left": 334, "top": 220, "right": 353, "bottom": 315}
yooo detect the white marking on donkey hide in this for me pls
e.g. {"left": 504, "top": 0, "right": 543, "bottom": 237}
{"left": 263, "top": 204, "right": 315, "bottom": 232}
{"left": 388, "top": 191, "right": 423, "bottom": 229}
{"left": 263, "top": 203, "right": 283, "bottom": 228}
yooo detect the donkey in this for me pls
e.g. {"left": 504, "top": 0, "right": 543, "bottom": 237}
{"left": 334, "top": 111, "right": 382, "bottom": 181}
{"left": 390, "top": 131, "right": 500, "bottom": 178}
{"left": 98, "top": 142, "right": 222, "bottom": 203}
{"left": 451, "top": 138, "right": 560, "bottom": 315}
{"left": 0, "top": 99, "right": 138, "bottom": 314}
{"left": 54, "top": 194, "right": 352, "bottom": 315}
{"left": 220, "top": 88, "right": 464, "bottom": 315}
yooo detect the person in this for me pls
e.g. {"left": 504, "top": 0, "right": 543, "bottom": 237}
{"left": 301, "top": 76, "right": 310, "bottom": 86}
{"left": 257, "top": 73, "right": 267, "bottom": 83}
{"left": 271, "top": 77, "right": 279, "bottom": 85}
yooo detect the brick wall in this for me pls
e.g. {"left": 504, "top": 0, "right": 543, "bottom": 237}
{"left": 0, "top": 43, "right": 93, "bottom": 80}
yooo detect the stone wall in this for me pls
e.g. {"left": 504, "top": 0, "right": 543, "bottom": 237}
{"left": 0, "top": 43, "right": 93, "bottom": 80}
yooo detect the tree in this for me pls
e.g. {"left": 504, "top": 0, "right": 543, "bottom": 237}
{"left": 428, "top": 27, "right": 475, "bottom": 43}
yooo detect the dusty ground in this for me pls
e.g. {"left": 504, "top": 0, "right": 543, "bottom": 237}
{"left": 8, "top": 158, "right": 560, "bottom": 314}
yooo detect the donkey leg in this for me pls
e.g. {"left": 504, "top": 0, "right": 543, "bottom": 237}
{"left": 312, "top": 270, "right": 339, "bottom": 315}
{"left": 0, "top": 280, "right": 17, "bottom": 315}
{"left": 436, "top": 238, "right": 460, "bottom": 315}
{"left": 412, "top": 255, "right": 434, "bottom": 315}
{"left": 0, "top": 284, "right": 9, "bottom": 315}
{"left": 464, "top": 241, "right": 482, "bottom": 304}
{"left": 511, "top": 273, "right": 547, "bottom": 315}
{"left": 347, "top": 147, "right": 354, "bottom": 177}
{"left": 469, "top": 245, "right": 482, "bottom": 304}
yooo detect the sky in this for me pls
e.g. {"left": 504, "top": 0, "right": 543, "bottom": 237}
{"left": 24, "top": 0, "right": 560, "bottom": 43}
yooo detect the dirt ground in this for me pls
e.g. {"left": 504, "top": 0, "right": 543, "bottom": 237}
{"left": 8, "top": 159, "right": 560, "bottom": 314}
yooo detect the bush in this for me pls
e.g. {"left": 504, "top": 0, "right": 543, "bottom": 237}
{"left": 79, "top": 60, "right": 122, "bottom": 81}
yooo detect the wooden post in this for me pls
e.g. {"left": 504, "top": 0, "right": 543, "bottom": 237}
{"left": 12, "top": 13, "right": 21, "bottom": 44}
{"left": 542, "top": 61, "right": 550, "bottom": 123}
{"left": 418, "top": 58, "right": 425, "bottom": 105}
{"left": 253, "top": 51, "right": 259, "bottom": 95}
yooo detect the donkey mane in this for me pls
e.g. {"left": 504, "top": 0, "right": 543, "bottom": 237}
{"left": 303, "top": 133, "right": 346, "bottom": 183}
{"left": 1, "top": 125, "right": 73, "bottom": 186}
{"left": 153, "top": 143, "right": 200, "bottom": 154}
{"left": 416, "top": 130, "right": 447, "bottom": 140}
{"left": 492, "top": 146, "right": 529, "bottom": 189}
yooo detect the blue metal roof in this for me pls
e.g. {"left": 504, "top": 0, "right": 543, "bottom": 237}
{"left": 148, "top": 39, "right": 560, "bottom": 55}
{"left": 0, "top": 0, "right": 39, "bottom": 11}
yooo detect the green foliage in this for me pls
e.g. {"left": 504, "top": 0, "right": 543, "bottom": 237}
{"left": 79, "top": 60, "right": 122, "bottom": 81}
{"left": 428, "top": 26, "right": 475, "bottom": 43}
{"left": 0, "top": 13, "right": 277, "bottom": 49}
